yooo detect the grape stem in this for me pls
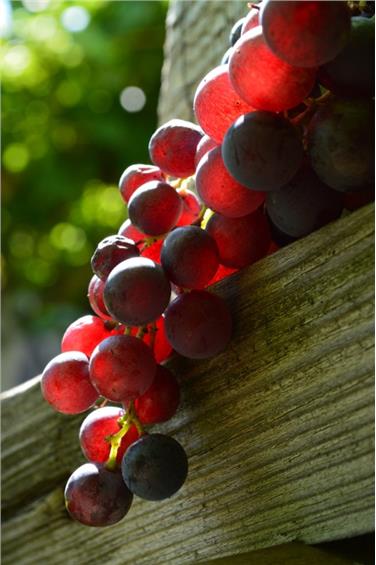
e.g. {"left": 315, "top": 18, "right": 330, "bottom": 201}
{"left": 149, "top": 321, "right": 157, "bottom": 352}
{"left": 136, "top": 326, "right": 148, "bottom": 339}
{"left": 105, "top": 401, "right": 145, "bottom": 471}
{"left": 124, "top": 326, "right": 132, "bottom": 336}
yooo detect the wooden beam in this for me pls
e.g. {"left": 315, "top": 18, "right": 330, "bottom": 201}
{"left": 2, "top": 203, "right": 374, "bottom": 565}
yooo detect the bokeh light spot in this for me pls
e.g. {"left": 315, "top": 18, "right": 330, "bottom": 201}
{"left": 61, "top": 6, "right": 90, "bottom": 33}
{"left": 55, "top": 80, "right": 82, "bottom": 107}
{"left": 3, "top": 143, "right": 30, "bottom": 173}
{"left": 9, "top": 231, "right": 34, "bottom": 258}
{"left": 120, "top": 86, "right": 146, "bottom": 112}
{"left": 50, "top": 223, "right": 87, "bottom": 252}
{"left": 22, "top": 0, "right": 50, "bottom": 13}
{"left": 2, "top": 45, "right": 31, "bottom": 76}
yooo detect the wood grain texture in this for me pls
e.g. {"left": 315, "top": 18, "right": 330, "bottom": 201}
{"left": 199, "top": 543, "right": 362, "bottom": 565}
{"left": 2, "top": 203, "right": 374, "bottom": 565}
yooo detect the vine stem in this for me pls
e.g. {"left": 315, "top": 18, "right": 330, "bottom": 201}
{"left": 105, "top": 402, "right": 145, "bottom": 471}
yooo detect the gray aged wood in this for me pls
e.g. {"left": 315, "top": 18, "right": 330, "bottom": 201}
{"left": 2, "top": 203, "right": 374, "bottom": 564}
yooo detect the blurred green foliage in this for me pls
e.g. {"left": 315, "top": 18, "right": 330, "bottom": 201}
{"left": 2, "top": 0, "right": 167, "bottom": 339}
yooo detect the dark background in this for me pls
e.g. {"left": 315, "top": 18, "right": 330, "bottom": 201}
{"left": 2, "top": 0, "right": 168, "bottom": 390}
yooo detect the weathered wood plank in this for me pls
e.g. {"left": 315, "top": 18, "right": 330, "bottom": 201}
{"left": 2, "top": 203, "right": 374, "bottom": 565}
{"left": 199, "top": 543, "right": 362, "bottom": 565}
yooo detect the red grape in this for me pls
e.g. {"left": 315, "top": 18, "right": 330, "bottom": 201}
{"left": 206, "top": 209, "right": 271, "bottom": 269}
{"left": 41, "top": 351, "right": 98, "bottom": 414}
{"left": 344, "top": 187, "right": 374, "bottom": 212}
{"left": 195, "top": 146, "right": 265, "bottom": 218}
{"left": 128, "top": 181, "right": 183, "bottom": 236}
{"left": 149, "top": 119, "right": 203, "bottom": 178}
{"left": 176, "top": 187, "right": 202, "bottom": 227}
{"left": 134, "top": 365, "right": 180, "bottom": 424}
{"left": 91, "top": 235, "right": 139, "bottom": 281}
{"left": 241, "top": 6, "right": 260, "bottom": 34}
{"left": 65, "top": 463, "right": 133, "bottom": 527}
{"left": 207, "top": 264, "right": 238, "bottom": 286}
{"left": 161, "top": 226, "right": 219, "bottom": 289}
{"left": 260, "top": 0, "right": 351, "bottom": 68}
{"left": 229, "top": 26, "right": 316, "bottom": 112}
{"left": 130, "top": 316, "right": 172, "bottom": 364}
{"left": 141, "top": 238, "right": 163, "bottom": 264}
{"left": 79, "top": 406, "right": 139, "bottom": 465}
{"left": 164, "top": 290, "right": 232, "bottom": 359}
{"left": 195, "top": 135, "right": 217, "bottom": 167}
{"left": 89, "top": 335, "right": 156, "bottom": 402}
{"left": 118, "top": 164, "right": 164, "bottom": 204}
{"left": 194, "top": 65, "right": 254, "bottom": 143}
{"left": 117, "top": 219, "right": 145, "bottom": 244}
{"left": 61, "top": 315, "right": 122, "bottom": 358}
{"left": 88, "top": 275, "right": 112, "bottom": 321}
{"left": 104, "top": 257, "right": 171, "bottom": 326}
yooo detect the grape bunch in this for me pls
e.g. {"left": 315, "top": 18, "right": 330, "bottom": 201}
{"left": 40, "top": 0, "right": 374, "bottom": 528}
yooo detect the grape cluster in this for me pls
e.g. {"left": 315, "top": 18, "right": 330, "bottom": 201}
{"left": 41, "top": 0, "right": 374, "bottom": 528}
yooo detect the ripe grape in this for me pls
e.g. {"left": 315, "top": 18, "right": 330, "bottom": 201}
{"left": 194, "top": 65, "right": 254, "bottom": 144}
{"left": 161, "top": 226, "right": 219, "bottom": 289}
{"left": 91, "top": 235, "right": 139, "bottom": 281}
{"left": 207, "top": 264, "right": 238, "bottom": 286}
{"left": 222, "top": 111, "right": 303, "bottom": 192}
{"left": 195, "top": 146, "right": 265, "bottom": 218}
{"left": 89, "top": 335, "right": 156, "bottom": 402}
{"left": 176, "top": 187, "right": 202, "bottom": 227}
{"left": 241, "top": 6, "right": 260, "bottom": 34}
{"left": 41, "top": 351, "right": 98, "bottom": 414}
{"left": 149, "top": 119, "right": 203, "bottom": 178}
{"left": 260, "top": 0, "right": 351, "bottom": 68}
{"left": 88, "top": 275, "right": 112, "bottom": 321}
{"left": 318, "top": 16, "right": 375, "bottom": 99}
{"left": 141, "top": 238, "right": 163, "bottom": 264}
{"left": 221, "top": 46, "right": 233, "bottom": 65}
{"left": 344, "top": 186, "right": 374, "bottom": 212}
{"left": 229, "top": 26, "right": 316, "bottom": 112}
{"left": 119, "top": 164, "right": 165, "bottom": 204}
{"left": 128, "top": 181, "right": 183, "bottom": 236}
{"left": 229, "top": 17, "right": 245, "bottom": 46}
{"left": 65, "top": 463, "right": 133, "bottom": 527}
{"left": 61, "top": 315, "right": 121, "bottom": 358}
{"left": 118, "top": 219, "right": 145, "bottom": 244}
{"left": 195, "top": 134, "right": 217, "bottom": 167}
{"left": 164, "top": 290, "right": 232, "bottom": 359}
{"left": 206, "top": 209, "right": 271, "bottom": 269}
{"left": 79, "top": 407, "right": 139, "bottom": 464}
{"left": 134, "top": 365, "right": 180, "bottom": 424}
{"left": 131, "top": 316, "right": 172, "bottom": 364}
{"left": 266, "top": 165, "right": 344, "bottom": 239}
{"left": 104, "top": 257, "right": 171, "bottom": 326}
{"left": 121, "top": 434, "right": 188, "bottom": 501}
{"left": 307, "top": 99, "right": 374, "bottom": 192}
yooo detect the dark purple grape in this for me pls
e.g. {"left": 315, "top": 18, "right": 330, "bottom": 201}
{"left": 64, "top": 463, "right": 133, "bottom": 527}
{"left": 104, "top": 257, "right": 171, "bottom": 326}
{"left": 222, "top": 111, "right": 303, "bottom": 192}
{"left": 161, "top": 226, "right": 219, "bottom": 289}
{"left": 265, "top": 165, "right": 344, "bottom": 239}
{"left": 91, "top": 235, "right": 139, "bottom": 281}
{"left": 307, "top": 99, "right": 374, "bottom": 192}
{"left": 318, "top": 16, "right": 375, "bottom": 99}
{"left": 128, "top": 181, "right": 183, "bottom": 236}
{"left": 229, "top": 17, "right": 245, "bottom": 46}
{"left": 164, "top": 290, "right": 232, "bottom": 359}
{"left": 121, "top": 434, "right": 188, "bottom": 501}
